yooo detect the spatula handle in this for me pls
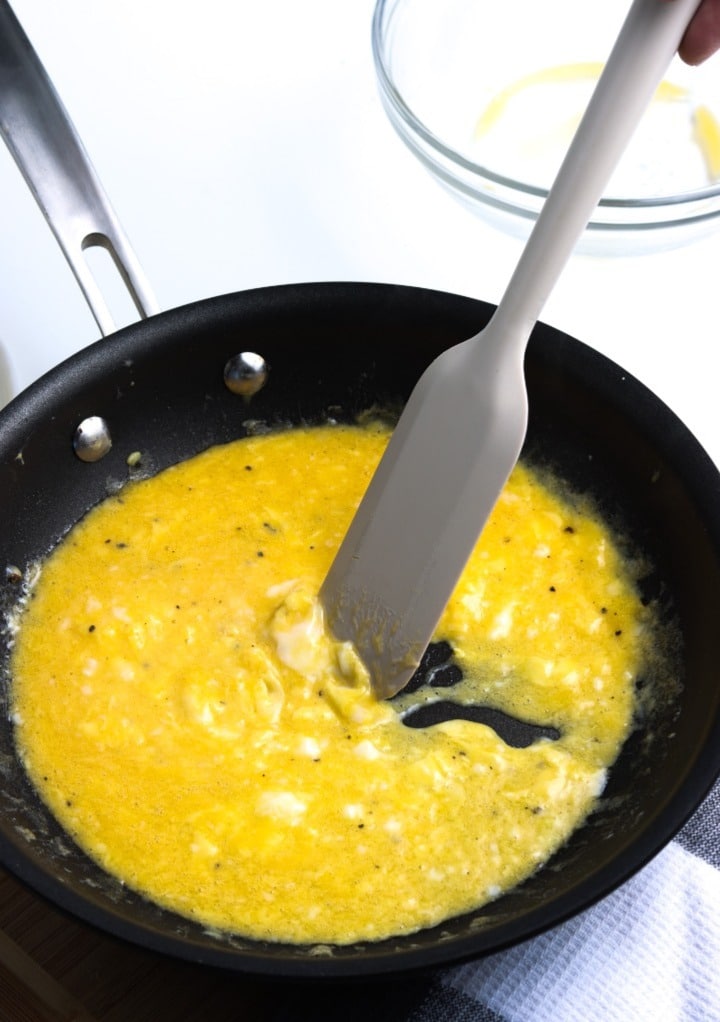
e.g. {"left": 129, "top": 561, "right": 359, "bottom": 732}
{"left": 0, "top": 0, "right": 159, "bottom": 336}
{"left": 487, "top": 0, "right": 701, "bottom": 349}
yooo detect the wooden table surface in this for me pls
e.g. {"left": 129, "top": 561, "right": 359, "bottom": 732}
{"left": 0, "top": 868, "right": 432, "bottom": 1022}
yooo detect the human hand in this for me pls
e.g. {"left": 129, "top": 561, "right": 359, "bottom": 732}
{"left": 671, "top": 0, "right": 720, "bottom": 64}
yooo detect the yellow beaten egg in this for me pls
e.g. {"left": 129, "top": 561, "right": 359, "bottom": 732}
{"left": 8, "top": 421, "right": 652, "bottom": 945}
{"left": 474, "top": 63, "right": 720, "bottom": 191}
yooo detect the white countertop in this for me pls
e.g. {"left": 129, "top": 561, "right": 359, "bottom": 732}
{"left": 1, "top": 0, "right": 719, "bottom": 469}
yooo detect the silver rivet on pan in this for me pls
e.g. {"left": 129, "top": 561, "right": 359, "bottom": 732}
{"left": 223, "top": 352, "right": 269, "bottom": 397}
{"left": 73, "top": 416, "right": 112, "bottom": 462}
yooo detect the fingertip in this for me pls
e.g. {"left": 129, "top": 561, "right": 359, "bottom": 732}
{"left": 678, "top": 4, "right": 720, "bottom": 65}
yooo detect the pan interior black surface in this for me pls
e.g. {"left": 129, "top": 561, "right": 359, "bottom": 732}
{"left": 1, "top": 282, "right": 720, "bottom": 978}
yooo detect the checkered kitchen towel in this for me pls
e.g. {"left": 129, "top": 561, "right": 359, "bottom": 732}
{"left": 275, "top": 776, "right": 720, "bottom": 1022}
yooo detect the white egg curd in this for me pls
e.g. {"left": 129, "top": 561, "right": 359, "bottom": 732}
{"left": 8, "top": 421, "right": 656, "bottom": 945}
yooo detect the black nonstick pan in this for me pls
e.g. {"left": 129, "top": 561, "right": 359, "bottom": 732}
{"left": 1, "top": 2, "right": 720, "bottom": 982}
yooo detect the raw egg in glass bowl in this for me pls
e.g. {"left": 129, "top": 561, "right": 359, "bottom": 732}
{"left": 372, "top": 0, "right": 720, "bottom": 254}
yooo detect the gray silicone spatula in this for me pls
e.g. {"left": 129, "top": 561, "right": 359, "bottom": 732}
{"left": 321, "top": 0, "right": 701, "bottom": 700}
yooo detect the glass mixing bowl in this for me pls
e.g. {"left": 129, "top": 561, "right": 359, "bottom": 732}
{"left": 372, "top": 0, "right": 720, "bottom": 253}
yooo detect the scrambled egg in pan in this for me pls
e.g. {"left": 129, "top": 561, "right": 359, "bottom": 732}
{"left": 9, "top": 422, "right": 651, "bottom": 944}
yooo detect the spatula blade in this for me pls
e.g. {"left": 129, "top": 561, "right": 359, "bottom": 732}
{"left": 320, "top": 332, "right": 527, "bottom": 700}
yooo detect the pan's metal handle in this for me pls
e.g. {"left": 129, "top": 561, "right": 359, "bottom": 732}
{"left": 0, "top": 0, "right": 159, "bottom": 336}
